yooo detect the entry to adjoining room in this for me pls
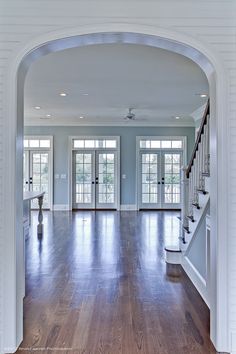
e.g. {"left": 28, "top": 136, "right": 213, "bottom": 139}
{"left": 13, "top": 35, "right": 217, "bottom": 353}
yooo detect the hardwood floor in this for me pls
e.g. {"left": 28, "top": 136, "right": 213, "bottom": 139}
{"left": 16, "top": 210, "right": 217, "bottom": 354}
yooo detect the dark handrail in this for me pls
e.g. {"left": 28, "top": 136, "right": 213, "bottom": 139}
{"left": 186, "top": 99, "right": 210, "bottom": 178}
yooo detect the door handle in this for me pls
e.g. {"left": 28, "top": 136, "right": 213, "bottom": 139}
{"left": 162, "top": 182, "right": 165, "bottom": 184}
{"left": 158, "top": 182, "right": 161, "bottom": 185}
{"left": 96, "top": 182, "right": 98, "bottom": 184}
{"left": 25, "top": 181, "right": 29, "bottom": 185}
{"left": 92, "top": 181, "right": 95, "bottom": 184}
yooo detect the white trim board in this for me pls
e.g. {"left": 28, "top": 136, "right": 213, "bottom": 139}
{"left": 182, "top": 256, "right": 209, "bottom": 309}
{"left": 3, "top": 24, "right": 228, "bottom": 353}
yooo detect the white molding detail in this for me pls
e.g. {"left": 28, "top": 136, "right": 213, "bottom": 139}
{"left": 182, "top": 256, "right": 209, "bottom": 308}
{"left": 120, "top": 204, "right": 137, "bottom": 211}
{"left": 3, "top": 347, "right": 17, "bottom": 354}
{"left": 3, "top": 22, "right": 229, "bottom": 352}
{"left": 24, "top": 121, "right": 196, "bottom": 127}
{"left": 53, "top": 204, "right": 70, "bottom": 211}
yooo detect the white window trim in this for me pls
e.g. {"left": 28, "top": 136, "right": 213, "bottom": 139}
{"left": 68, "top": 136, "right": 120, "bottom": 210}
{"left": 24, "top": 135, "right": 53, "bottom": 210}
{"left": 135, "top": 136, "right": 187, "bottom": 210}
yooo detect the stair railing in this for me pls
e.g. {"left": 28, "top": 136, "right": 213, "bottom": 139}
{"left": 181, "top": 99, "right": 210, "bottom": 244}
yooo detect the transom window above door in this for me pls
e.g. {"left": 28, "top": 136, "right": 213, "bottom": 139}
{"left": 139, "top": 138, "right": 183, "bottom": 149}
{"left": 24, "top": 138, "right": 51, "bottom": 149}
{"left": 73, "top": 138, "right": 117, "bottom": 149}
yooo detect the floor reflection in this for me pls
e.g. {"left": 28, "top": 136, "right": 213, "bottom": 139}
{"left": 20, "top": 210, "right": 214, "bottom": 354}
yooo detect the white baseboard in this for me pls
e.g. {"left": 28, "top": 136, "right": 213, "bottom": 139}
{"left": 53, "top": 204, "right": 70, "bottom": 211}
{"left": 182, "top": 256, "right": 209, "bottom": 308}
{"left": 3, "top": 347, "right": 18, "bottom": 354}
{"left": 120, "top": 204, "right": 137, "bottom": 211}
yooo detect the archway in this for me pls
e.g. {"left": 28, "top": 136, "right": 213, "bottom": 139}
{"left": 3, "top": 24, "right": 228, "bottom": 352}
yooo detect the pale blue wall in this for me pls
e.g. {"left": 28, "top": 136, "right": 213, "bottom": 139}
{"left": 25, "top": 126, "right": 195, "bottom": 206}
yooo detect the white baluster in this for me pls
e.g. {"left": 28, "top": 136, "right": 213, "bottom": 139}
{"left": 200, "top": 133, "right": 205, "bottom": 190}
{"left": 207, "top": 115, "right": 210, "bottom": 174}
{"left": 204, "top": 116, "right": 210, "bottom": 174}
{"left": 181, "top": 166, "right": 189, "bottom": 242}
{"left": 188, "top": 171, "right": 194, "bottom": 220}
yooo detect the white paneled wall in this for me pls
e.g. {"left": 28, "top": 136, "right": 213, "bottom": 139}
{"left": 0, "top": 1, "right": 236, "bottom": 352}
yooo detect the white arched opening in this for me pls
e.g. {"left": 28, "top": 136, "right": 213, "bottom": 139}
{"left": 2, "top": 24, "right": 229, "bottom": 353}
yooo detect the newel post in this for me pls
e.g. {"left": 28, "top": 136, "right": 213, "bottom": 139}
{"left": 181, "top": 166, "right": 189, "bottom": 244}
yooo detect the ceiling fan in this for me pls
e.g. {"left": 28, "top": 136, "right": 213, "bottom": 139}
{"left": 124, "top": 108, "right": 136, "bottom": 120}
{"left": 124, "top": 108, "right": 147, "bottom": 122}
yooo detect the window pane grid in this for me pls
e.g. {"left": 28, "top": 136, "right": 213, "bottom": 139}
{"left": 31, "top": 153, "right": 49, "bottom": 207}
{"left": 139, "top": 139, "right": 182, "bottom": 149}
{"left": 73, "top": 139, "right": 117, "bottom": 149}
{"left": 24, "top": 138, "right": 51, "bottom": 149}
{"left": 98, "top": 153, "right": 115, "bottom": 204}
{"left": 75, "top": 153, "right": 92, "bottom": 204}
{"left": 164, "top": 153, "right": 181, "bottom": 204}
{"left": 141, "top": 153, "right": 158, "bottom": 204}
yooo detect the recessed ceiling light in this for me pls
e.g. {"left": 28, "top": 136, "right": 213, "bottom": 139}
{"left": 175, "top": 116, "right": 181, "bottom": 120}
{"left": 34, "top": 106, "right": 41, "bottom": 110}
{"left": 46, "top": 114, "right": 51, "bottom": 118}
{"left": 59, "top": 92, "right": 67, "bottom": 97}
{"left": 200, "top": 94, "right": 208, "bottom": 98}
{"left": 79, "top": 116, "right": 84, "bottom": 119}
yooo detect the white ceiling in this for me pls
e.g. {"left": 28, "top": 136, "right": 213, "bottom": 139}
{"left": 24, "top": 43, "right": 209, "bottom": 126}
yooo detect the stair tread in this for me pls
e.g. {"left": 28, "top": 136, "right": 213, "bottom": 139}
{"left": 197, "top": 189, "right": 208, "bottom": 195}
{"left": 165, "top": 245, "right": 181, "bottom": 252}
{"left": 192, "top": 203, "right": 200, "bottom": 209}
{"left": 183, "top": 226, "right": 190, "bottom": 233}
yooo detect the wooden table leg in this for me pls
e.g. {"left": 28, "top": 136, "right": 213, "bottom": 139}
{"left": 37, "top": 195, "right": 44, "bottom": 237}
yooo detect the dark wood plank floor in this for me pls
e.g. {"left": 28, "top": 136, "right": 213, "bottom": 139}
{"left": 16, "top": 210, "right": 217, "bottom": 354}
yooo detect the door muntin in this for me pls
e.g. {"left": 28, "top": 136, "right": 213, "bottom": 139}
{"left": 73, "top": 151, "right": 95, "bottom": 209}
{"left": 72, "top": 150, "right": 118, "bottom": 210}
{"left": 96, "top": 151, "right": 117, "bottom": 209}
{"left": 139, "top": 151, "right": 161, "bottom": 209}
{"left": 139, "top": 150, "right": 182, "bottom": 209}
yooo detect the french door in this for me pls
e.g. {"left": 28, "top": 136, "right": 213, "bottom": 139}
{"left": 139, "top": 151, "right": 182, "bottom": 209}
{"left": 24, "top": 150, "right": 51, "bottom": 209}
{"left": 72, "top": 150, "right": 118, "bottom": 209}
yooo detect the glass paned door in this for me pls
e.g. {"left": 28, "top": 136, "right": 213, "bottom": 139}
{"left": 73, "top": 151, "right": 95, "bottom": 209}
{"left": 30, "top": 151, "right": 50, "bottom": 208}
{"left": 139, "top": 151, "right": 182, "bottom": 209}
{"left": 139, "top": 152, "right": 161, "bottom": 209}
{"left": 72, "top": 150, "right": 117, "bottom": 209}
{"left": 96, "top": 152, "right": 117, "bottom": 209}
{"left": 23, "top": 151, "right": 29, "bottom": 192}
{"left": 162, "top": 152, "right": 182, "bottom": 208}
{"left": 24, "top": 151, "right": 51, "bottom": 209}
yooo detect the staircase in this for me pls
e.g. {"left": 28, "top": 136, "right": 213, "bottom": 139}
{"left": 165, "top": 99, "right": 210, "bottom": 263}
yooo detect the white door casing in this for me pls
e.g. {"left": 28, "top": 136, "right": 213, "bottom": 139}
{"left": 70, "top": 136, "right": 120, "bottom": 211}
{"left": 2, "top": 25, "right": 228, "bottom": 353}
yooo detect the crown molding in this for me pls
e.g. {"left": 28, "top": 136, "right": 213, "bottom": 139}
{"left": 24, "top": 120, "right": 195, "bottom": 128}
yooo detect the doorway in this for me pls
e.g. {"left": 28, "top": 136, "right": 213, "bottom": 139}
{"left": 23, "top": 136, "right": 53, "bottom": 209}
{"left": 71, "top": 136, "right": 120, "bottom": 210}
{"left": 139, "top": 150, "right": 182, "bottom": 209}
{"left": 137, "top": 137, "right": 185, "bottom": 210}
{"left": 3, "top": 27, "right": 227, "bottom": 353}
